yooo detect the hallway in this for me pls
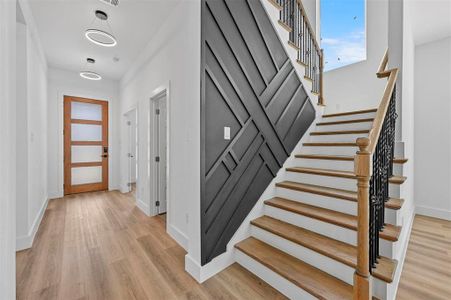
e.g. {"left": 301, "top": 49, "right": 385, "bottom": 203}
{"left": 15, "top": 191, "right": 285, "bottom": 300}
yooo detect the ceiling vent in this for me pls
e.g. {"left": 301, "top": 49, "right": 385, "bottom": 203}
{"left": 99, "top": 0, "right": 119, "bottom": 7}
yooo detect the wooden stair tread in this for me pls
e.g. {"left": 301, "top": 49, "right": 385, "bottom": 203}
{"left": 267, "top": 0, "right": 283, "bottom": 10}
{"left": 390, "top": 175, "right": 407, "bottom": 185}
{"left": 251, "top": 216, "right": 397, "bottom": 283}
{"left": 288, "top": 41, "right": 300, "bottom": 50}
{"left": 265, "top": 196, "right": 401, "bottom": 241}
{"left": 393, "top": 157, "right": 408, "bottom": 164}
{"left": 287, "top": 166, "right": 356, "bottom": 179}
{"left": 317, "top": 118, "right": 374, "bottom": 126}
{"left": 323, "top": 108, "right": 378, "bottom": 118}
{"left": 296, "top": 59, "right": 307, "bottom": 67}
{"left": 295, "top": 154, "right": 409, "bottom": 164}
{"left": 276, "top": 180, "right": 357, "bottom": 201}
{"left": 311, "top": 129, "right": 370, "bottom": 136}
{"left": 303, "top": 142, "right": 358, "bottom": 147}
{"left": 287, "top": 167, "right": 407, "bottom": 186}
{"left": 277, "top": 20, "right": 292, "bottom": 32}
{"left": 235, "top": 237, "right": 353, "bottom": 299}
{"left": 385, "top": 197, "right": 404, "bottom": 210}
{"left": 276, "top": 181, "right": 403, "bottom": 209}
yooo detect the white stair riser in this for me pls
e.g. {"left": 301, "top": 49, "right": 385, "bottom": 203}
{"left": 390, "top": 185, "right": 401, "bottom": 198}
{"left": 393, "top": 164, "right": 403, "bottom": 175}
{"left": 385, "top": 209, "right": 398, "bottom": 226}
{"left": 321, "top": 112, "right": 376, "bottom": 123}
{"left": 285, "top": 171, "right": 358, "bottom": 191}
{"left": 373, "top": 279, "right": 388, "bottom": 300}
{"left": 309, "top": 133, "right": 369, "bottom": 143}
{"left": 251, "top": 226, "right": 355, "bottom": 285}
{"left": 235, "top": 250, "right": 316, "bottom": 300}
{"left": 265, "top": 205, "right": 394, "bottom": 258}
{"left": 300, "top": 146, "right": 359, "bottom": 156}
{"left": 294, "top": 158, "right": 355, "bottom": 172}
{"left": 315, "top": 122, "right": 373, "bottom": 132}
{"left": 275, "top": 187, "right": 357, "bottom": 215}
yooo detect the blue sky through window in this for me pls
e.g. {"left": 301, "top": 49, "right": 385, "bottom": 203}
{"left": 321, "top": 0, "right": 366, "bottom": 71}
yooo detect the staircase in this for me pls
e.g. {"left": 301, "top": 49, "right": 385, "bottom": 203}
{"left": 234, "top": 108, "right": 408, "bottom": 299}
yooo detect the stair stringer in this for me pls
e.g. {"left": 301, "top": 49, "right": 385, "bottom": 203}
{"left": 186, "top": 110, "right": 321, "bottom": 284}
{"left": 380, "top": 142, "right": 415, "bottom": 300}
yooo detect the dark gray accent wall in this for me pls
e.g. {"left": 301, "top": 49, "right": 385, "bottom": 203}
{"left": 200, "top": 0, "right": 316, "bottom": 265}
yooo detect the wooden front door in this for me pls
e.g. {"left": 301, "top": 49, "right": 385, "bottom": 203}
{"left": 64, "top": 96, "right": 109, "bottom": 195}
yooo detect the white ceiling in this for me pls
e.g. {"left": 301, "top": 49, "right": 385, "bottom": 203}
{"left": 409, "top": 0, "right": 451, "bottom": 46}
{"left": 28, "top": 0, "right": 179, "bottom": 80}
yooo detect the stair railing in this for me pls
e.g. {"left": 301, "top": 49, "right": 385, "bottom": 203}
{"left": 276, "top": 0, "right": 325, "bottom": 105}
{"left": 354, "top": 49, "right": 398, "bottom": 300}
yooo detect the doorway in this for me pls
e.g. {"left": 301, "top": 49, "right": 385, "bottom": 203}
{"left": 124, "top": 109, "right": 138, "bottom": 196}
{"left": 63, "top": 96, "right": 109, "bottom": 195}
{"left": 151, "top": 91, "right": 168, "bottom": 215}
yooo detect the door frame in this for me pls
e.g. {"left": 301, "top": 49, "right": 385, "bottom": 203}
{"left": 63, "top": 95, "right": 109, "bottom": 195}
{"left": 148, "top": 84, "right": 171, "bottom": 224}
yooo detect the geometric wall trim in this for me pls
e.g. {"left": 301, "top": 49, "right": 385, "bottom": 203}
{"left": 201, "top": 0, "right": 315, "bottom": 265}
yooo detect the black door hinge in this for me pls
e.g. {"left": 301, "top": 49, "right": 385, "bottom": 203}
{"left": 155, "top": 156, "right": 160, "bottom": 162}
{"left": 156, "top": 201, "right": 160, "bottom": 206}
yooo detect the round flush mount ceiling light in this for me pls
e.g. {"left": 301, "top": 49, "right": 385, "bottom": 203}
{"left": 80, "top": 58, "right": 102, "bottom": 80}
{"left": 85, "top": 29, "right": 117, "bottom": 47}
{"left": 80, "top": 71, "right": 102, "bottom": 80}
{"left": 85, "top": 10, "right": 117, "bottom": 47}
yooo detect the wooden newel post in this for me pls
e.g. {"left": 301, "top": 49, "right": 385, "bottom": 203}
{"left": 353, "top": 137, "right": 372, "bottom": 300}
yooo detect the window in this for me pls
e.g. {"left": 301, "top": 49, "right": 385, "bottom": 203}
{"left": 321, "top": 0, "right": 366, "bottom": 71}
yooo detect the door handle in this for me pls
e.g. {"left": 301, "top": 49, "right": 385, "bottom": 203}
{"left": 101, "top": 154, "right": 108, "bottom": 158}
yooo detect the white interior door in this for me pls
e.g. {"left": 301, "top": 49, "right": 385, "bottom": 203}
{"left": 154, "top": 93, "right": 167, "bottom": 214}
{"left": 125, "top": 109, "right": 137, "bottom": 194}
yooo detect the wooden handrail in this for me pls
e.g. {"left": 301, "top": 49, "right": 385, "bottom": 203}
{"left": 368, "top": 50, "right": 399, "bottom": 153}
{"left": 353, "top": 49, "right": 398, "bottom": 300}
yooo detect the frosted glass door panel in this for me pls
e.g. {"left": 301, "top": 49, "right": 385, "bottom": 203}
{"left": 72, "top": 166, "right": 102, "bottom": 185}
{"left": 71, "top": 124, "right": 102, "bottom": 141}
{"left": 71, "top": 102, "right": 102, "bottom": 120}
{"left": 71, "top": 146, "right": 102, "bottom": 163}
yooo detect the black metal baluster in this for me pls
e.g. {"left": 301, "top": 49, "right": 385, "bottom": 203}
{"left": 368, "top": 84, "right": 397, "bottom": 272}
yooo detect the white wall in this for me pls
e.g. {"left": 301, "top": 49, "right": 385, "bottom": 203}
{"left": 302, "top": 0, "right": 318, "bottom": 37}
{"left": 16, "top": 22, "right": 29, "bottom": 240}
{"left": 0, "top": 0, "right": 16, "bottom": 297}
{"left": 128, "top": 110, "right": 138, "bottom": 183}
{"left": 47, "top": 68, "right": 120, "bottom": 199}
{"left": 119, "top": 1, "right": 200, "bottom": 252}
{"left": 323, "top": 0, "right": 388, "bottom": 113}
{"left": 414, "top": 37, "right": 451, "bottom": 220}
{"left": 15, "top": 5, "right": 49, "bottom": 251}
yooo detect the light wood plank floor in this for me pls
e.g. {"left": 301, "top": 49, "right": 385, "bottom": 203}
{"left": 16, "top": 190, "right": 286, "bottom": 300}
{"left": 397, "top": 215, "right": 451, "bottom": 300}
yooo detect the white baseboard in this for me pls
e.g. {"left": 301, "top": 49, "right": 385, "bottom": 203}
{"left": 16, "top": 197, "right": 49, "bottom": 251}
{"left": 136, "top": 198, "right": 151, "bottom": 216}
{"left": 389, "top": 208, "right": 415, "bottom": 300}
{"left": 185, "top": 251, "right": 235, "bottom": 283}
{"left": 416, "top": 205, "right": 451, "bottom": 221}
{"left": 48, "top": 191, "right": 63, "bottom": 200}
{"left": 168, "top": 224, "right": 189, "bottom": 251}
